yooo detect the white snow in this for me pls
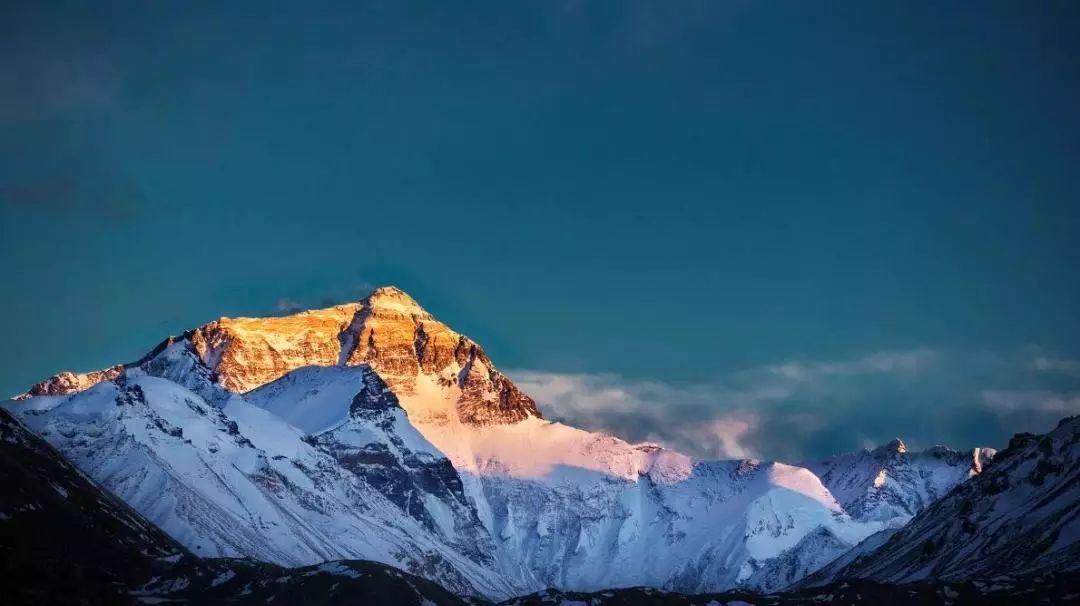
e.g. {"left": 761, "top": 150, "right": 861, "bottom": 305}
{"left": 2, "top": 295, "right": 1001, "bottom": 599}
{"left": 244, "top": 366, "right": 367, "bottom": 435}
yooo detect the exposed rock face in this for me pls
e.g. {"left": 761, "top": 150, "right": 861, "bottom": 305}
{"left": 14, "top": 285, "right": 1049, "bottom": 599}
{"left": 191, "top": 303, "right": 359, "bottom": 393}
{"left": 303, "top": 366, "right": 497, "bottom": 566}
{"left": 22, "top": 365, "right": 125, "bottom": 398}
{"left": 0, "top": 406, "right": 479, "bottom": 605}
{"left": 336, "top": 287, "right": 540, "bottom": 426}
{"left": 21, "top": 286, "right": 541, "bottom": 427}
{"left": 819, "top": 416, "right": 1080, "bottom": 584}
{"left": 189, "top": 287, "right": 539, "bottom": 426}
{"left": 6, "top": 343, "right": 513, "bottom": 598}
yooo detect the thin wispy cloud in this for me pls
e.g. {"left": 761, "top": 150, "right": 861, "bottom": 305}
{"left": 762, "top": 349, "right": 936, "bottom": 382}
{"left": 981, "top": 390, "right": 1080, "bottom": 415}
{"left": 1033, "top": 357, "right": 1080, "bottom": 377}
{"left": 273, "top": 298, "right": 306, "bottom": 316}
{"left": 510, "top": 348, "right": 1080, "bottom": 462}
{"left": 267, "top": 281, "right": 377, "bottom": 316}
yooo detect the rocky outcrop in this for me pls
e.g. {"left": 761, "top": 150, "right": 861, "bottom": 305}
{"left": 304, "top": 366, "right": 497, "bottom": 566}
{"left": 804, "top": 440, "right": 993, "bottom": 524}
{"left": 817, "top": 415, "right": 1080, "bottom": 584}
{"left": 191, "top": 303, "right": 359, "bottom": 393}
{"left": 337, "top": 287, "right": 541, "bottom": 425}
{"left": 20, "top": 365, "right": 125, "bottom": 398}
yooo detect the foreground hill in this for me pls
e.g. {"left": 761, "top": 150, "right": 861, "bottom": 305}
{"left": 500, "top": 574, "right": 1078, "bottom": 606}
{"left": 7, "top": 387, "right": 1078, "bottom": 604}
{"left": 0, "top": 407, "right": 184, "bottom": 604}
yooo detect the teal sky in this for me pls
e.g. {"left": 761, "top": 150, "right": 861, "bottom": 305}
{"left": 2, "top": 2, "right": 1079, "bottom": 458}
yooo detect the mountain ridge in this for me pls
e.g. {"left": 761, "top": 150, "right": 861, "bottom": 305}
{"left": 4, "top": 286, "right": 1010, "bottom": 599}
{"left": 22, "top": 286, "right": 542, "bottom": 428}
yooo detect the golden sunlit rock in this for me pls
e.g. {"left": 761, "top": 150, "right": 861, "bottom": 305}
{"left": 25, "top": 286, "right": 541, "bottom": 427}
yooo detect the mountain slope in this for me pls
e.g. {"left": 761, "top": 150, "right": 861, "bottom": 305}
{"left": 501, "top": 574, "right": 1079, "bottom": 606}
{"left": 820, "top": 415, "right": 1080, "bottom": 584}
{"left": 139, "top": 558, "right": 479, "bottom": 605}
{"left": 0, "top": 407, "right": 186, "bottom": 604}
{"left": 5, "top": 286, "right": 993, "bottom": 597}
{"left": 190, "top": 286, "right": 541, "bottom": 426}
{"left": 1, "top": 403, "right": 479, "bottom": 606}
{"left": 6, "top": 340, "right": 512, "bottom": 598}
{"left": 5, "top": 394, "right": 1075, "bottom": 606}
{"left": 242, "top": 352, "right": 886, "bottom": 594}
{"left": 805, "top": 439, "right": 995, "bottom": 524}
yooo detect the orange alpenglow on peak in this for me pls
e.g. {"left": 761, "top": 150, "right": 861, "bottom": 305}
{"left": 358, "top": 286, "right": 434, "bottom": 319}
{"left": 24, "top": 286, "right": 542, "bottom": 427}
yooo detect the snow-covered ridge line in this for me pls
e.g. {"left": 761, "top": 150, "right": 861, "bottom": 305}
{"left": 4, "top": 285, "right": 996, "bottom": 598}
{"left": 800, "top": 414, "right": 1080, "bottom": 588}
{"left": 22, "top": 286, "right": 541, "bottom": 427}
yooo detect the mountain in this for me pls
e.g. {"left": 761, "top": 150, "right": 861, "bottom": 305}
{"left": 4, "top": 391, "right": 1074, "bottom": 606}
{"left": 3, "top": 286, "right": 990, "bottom": 598}
{"left": 8, "top": 339, "right": 512, "bottom": 598}
{"left": 0, "top": 394, "right": 491, "bottom": 606}
{"left": 808, "top": 415, "right": 1080, "bottom": 586}
{"left": 805, "top": 438, "right": 995, "bottom": 524}
{"left": 7, "top": 381, "right": 1074, "bottom": 606}
{"left": 189, "top": 286, "right": 540, "bottom": 426}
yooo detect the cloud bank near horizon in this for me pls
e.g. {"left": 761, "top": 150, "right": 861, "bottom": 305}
{"left": 510, "top": 348, "right": 1080, "bottom": 462}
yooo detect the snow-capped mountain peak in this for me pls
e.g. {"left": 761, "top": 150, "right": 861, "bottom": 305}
{"left": 812, "top": 415, "right": 1080, "bottom": 586}
{"left": 362, "top": 285, "right": 434, "bottom": 317}
{"left": 4, "top": 287, "right": 1006, "bottom": 598}
{"left": 22, "top": 287, "right": 542, "bottom": 429}
{"left": 805, "top": 440, "right": 992, "bottom": 525}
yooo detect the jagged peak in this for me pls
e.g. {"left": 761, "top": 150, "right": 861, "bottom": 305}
{"left": 207, "top": 286, "right": 430, "bottom": 325}
{"left": 880, "top": 438, "right": 907, "bottom": 455}
{"left": 368, "top": 285, "right": 411, "bottom": 298}
{"left": 360, "top": 286, "right": 431, "bottom": 318}
{"left": 17, "top": 283, "right": 541, "bottom": 426}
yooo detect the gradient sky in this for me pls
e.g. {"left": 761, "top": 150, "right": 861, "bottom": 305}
{"left": 2, "top": 1, "right": 1079, "bottom": 460}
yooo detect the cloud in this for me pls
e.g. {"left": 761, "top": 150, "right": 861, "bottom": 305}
{"left": 762, "top": 349, "right": 936, "bottom": 381}
{"left": 265, "top": 281, "right": 378, "bottom": 316}
{"left": 273, "top": 298, "right": 306, "bottom": 316}
{"left": 319, "top": 281, "right": 376, "bottom": 307}
{"left": 514, "top": 370, "right": 770, "bottom": 459}
{"left": 1033, "top": 357, "right": 1080, "bottom": 377}
{"left": 981, "top": 390, "right": 1080, "bottom": 414}
{"left": 513, "top": 369, "right": 779, "bottom": 459}
{"left": 510, "top": 347, "right": 1080, "bottom": 462}
{"left": 669, "top": 414, "right": 759, "bottom": 459}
